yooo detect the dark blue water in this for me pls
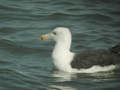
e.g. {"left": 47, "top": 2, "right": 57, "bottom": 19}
{"left": 0, "top": 0, "right": 120, "bottom": 90}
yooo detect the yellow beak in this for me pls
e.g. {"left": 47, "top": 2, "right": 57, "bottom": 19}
{"left": 40, "top": 33, "right": 52, "bottom": 40}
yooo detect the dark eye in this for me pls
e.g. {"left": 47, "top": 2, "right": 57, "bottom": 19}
{"left": 53, "top": 32, "right": 56, "bottom": 35}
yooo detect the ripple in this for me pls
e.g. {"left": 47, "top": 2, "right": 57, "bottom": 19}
{"left": 44, "top": 12, "right": 81, "bottom": 20}
{"left": 0, "top": 39, "right": 16, "bottom": 47}
{"left": 82, "top": 14, "right": 113, "bottom": 22}
{"left": 0, "top": 27, "right": 17, "bottom": 35}
{"left": 48, "top": 12, "right": 80, "bottom": 17}
{"left": 109, "top": 11, "right": 120, "bottom": 16}
{"left": 0, "top": 4, "right": 27, "bottom": 12}
{"left": 0, "top": 60, "right": 12, "bottom": 65}
{"left": 0, "top": 39, "right": 51, "bottom": 56}
{"left": 0, "top": 68, "right": 47, "bottom": 90}
{"left": 51, "top": 1, "right": 75, "bottom": 6}
{"left": 109, "top": 22, "right": 120, "bottom": 27}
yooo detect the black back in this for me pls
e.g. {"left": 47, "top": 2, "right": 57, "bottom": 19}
{"left": 110, "top": 43, "right": 120, "bottom": 54}
{"left": 71, "top": 49, "right": 120, "bottom": 69}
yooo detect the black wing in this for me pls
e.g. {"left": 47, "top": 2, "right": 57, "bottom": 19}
{"left": 110, "top": 43, "right": 120, "bottom": 54}
{"left": 71, "top": 49, "right": 120, "bottom": 69}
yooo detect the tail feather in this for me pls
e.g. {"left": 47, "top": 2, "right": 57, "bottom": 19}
{"left": 110, "top": 43, "right": 120, "bottom": 54}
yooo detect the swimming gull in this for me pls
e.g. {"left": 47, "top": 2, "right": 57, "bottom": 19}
{"left": 40, "top": 27, "right": 120, "bottom": 73}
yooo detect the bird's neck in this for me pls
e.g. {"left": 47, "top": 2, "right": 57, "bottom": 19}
{"left": 52, "top": 41, "right": 74, "bottom": 72}
{"left": 52, "top": 39, "right": 72, "bottom": 62}
{"left": 53, "top": 40, "right": 71, "bottom": 54}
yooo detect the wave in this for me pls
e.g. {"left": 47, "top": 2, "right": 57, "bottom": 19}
{"left": 51, "top": 1, "right": 75, "bottom": 6}
{"left": 0, "top": 4, "right": 27, "bottom": 12}
{"left": 40, "top": 12, "right": 112, "bottom": 21}
{"left": 0, "top": 68, "right": 45, "bottom": 90}
{"left": 0, "top": 39, "right": 50, "bottom": 55}
{"left": 0, "top": 27, "right": 17, "bottom": 35}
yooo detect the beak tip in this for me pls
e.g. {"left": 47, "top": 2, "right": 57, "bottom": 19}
{"left": 40, "top": 37, "right": 45, "bottom": 40}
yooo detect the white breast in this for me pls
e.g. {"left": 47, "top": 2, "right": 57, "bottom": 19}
{"left": 52, "top": 47, "right": 74, "bottom": 72}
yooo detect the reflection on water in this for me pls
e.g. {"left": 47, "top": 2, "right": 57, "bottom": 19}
{"left": 50, "top": 84, "right": 76, "bottom": 90}
{"left": 53, "top": 71, "right": 76, "bottom": 82}
{"left": 51, "top": 71, "right": 76, "bottom": 90}
{"left": 50, "top": 70, "right": 120, "bottom": 90}
{"left": 53, "top": 70, "right": 119, "bottom": 82}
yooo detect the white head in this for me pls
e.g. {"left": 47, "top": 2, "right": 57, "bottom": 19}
{"left": 40, "top": 27, "right": 72, "bottom": 50}
{"left": 52, "top": 27, "right": 72, "bottom": 43}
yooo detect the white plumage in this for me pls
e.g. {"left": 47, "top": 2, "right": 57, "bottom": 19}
{"left": 40, "top": 27, "right": 119, "bottom": 73}
{"left": 52, "top": 27, "right": 75, "bottom": 72}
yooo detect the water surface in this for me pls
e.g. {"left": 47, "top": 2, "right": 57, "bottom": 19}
{"left": 0, "top": 0, "right": 120, "bottom": 90}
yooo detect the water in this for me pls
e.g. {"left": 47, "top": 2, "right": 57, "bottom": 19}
{"left": 0, "top": 0, "right": 120, "bottom": 90}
